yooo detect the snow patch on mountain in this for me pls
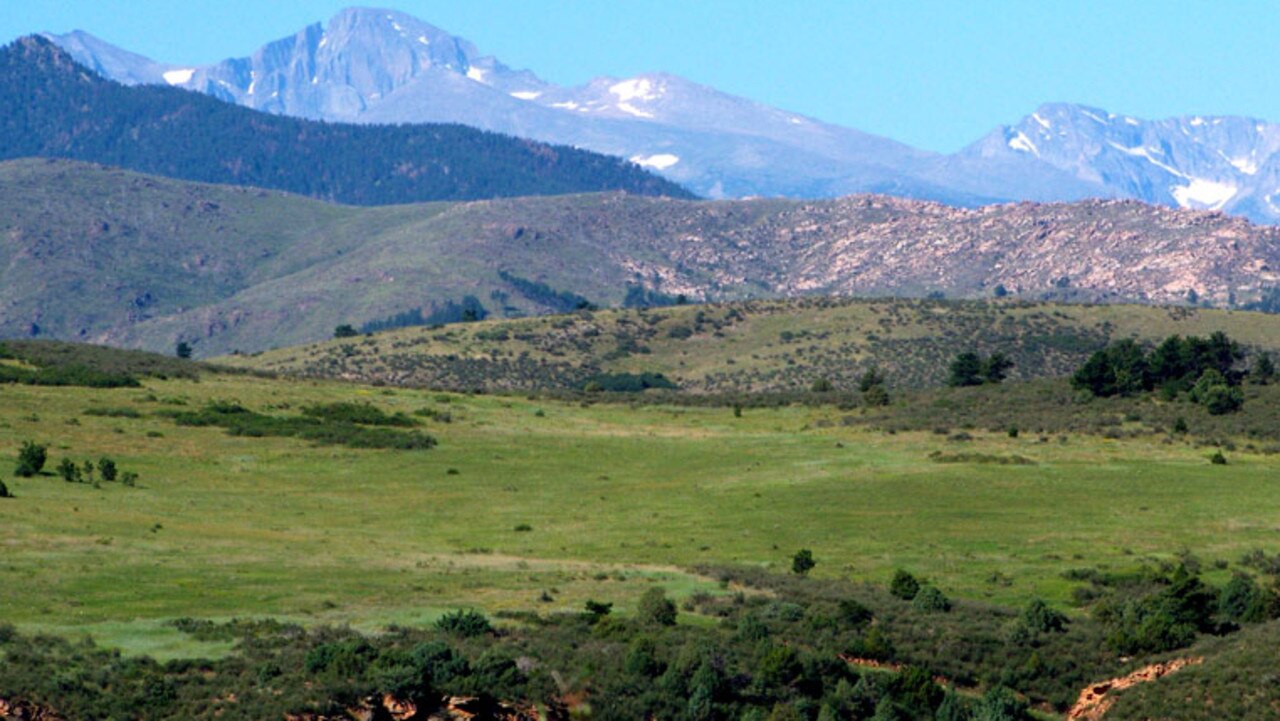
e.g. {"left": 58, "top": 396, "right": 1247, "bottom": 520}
{"left": 466, "top": 66, "right": 487, "bottom": 83}
{"left": 1008, "top": 131, "right": 1038, "bottom": 155}
{"left": 162, "top": 68, "right": 194, "bottom": 85}
{"left": 510, "top": 91, "right": 541, "bottom": 100}
{"left": 610, "top": 77, "right": 662, "bottom": 103}
{"left": 630, "top": 153, "right": 680, "bottom": 170}
{"left": 617, "top": 102, "right": 655, "bottom": 118}
{"left": 1223, "top": 152, "right": 1259, "bottom": 175}
{"left": 1172, "top": 178, "right": 1237, "bottom": 209}
{"left": 1107, "top": 141, "right": 1187, "bottom": 178}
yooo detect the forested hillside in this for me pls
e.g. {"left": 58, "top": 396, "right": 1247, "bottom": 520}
{"left": 0, "top": 36, "right": 692, "bottom": 204}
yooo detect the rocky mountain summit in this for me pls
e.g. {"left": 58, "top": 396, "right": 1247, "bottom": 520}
{"left": 42, "top": 8, "right": 1280, "bottom": 223}
{"left": 964, "top": 103, "right": 1280, "bottom": 222}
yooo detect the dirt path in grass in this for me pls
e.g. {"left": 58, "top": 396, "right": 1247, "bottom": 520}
{"left": 1065, "top": 657, "right": 1202, "bottom": 721}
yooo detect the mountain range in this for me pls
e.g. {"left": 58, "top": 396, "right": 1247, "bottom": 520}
{"left": 5, "top": 158, "right": 1278, "bottom": 357}
{"left": 0, "top": 35, "right": 689, "bottom": 205}
{"left": 42, "top": 7, "right": 1280, "bottom": 224}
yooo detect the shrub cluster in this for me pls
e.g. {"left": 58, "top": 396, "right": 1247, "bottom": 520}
{"left": 1072, "top": 333, "right": 1246, "bottom": 414}
{"left": 0, "top": 362, "right": 139, "bottom": 388}
{"left": 169, "top": 402, "right": 437, "bottom": 450}
{"left": 947, "top": 352, "right": 1014, "bottom": 387}
{"left": 54, "top": 456, "right": 136, "bottom": 486}
{"left": 583, "top": 372, "right": 678, "bottom": 392}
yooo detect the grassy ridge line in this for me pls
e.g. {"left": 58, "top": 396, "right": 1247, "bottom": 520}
{"left": 221, "top": 297, "right": 1280, "bottom": 392}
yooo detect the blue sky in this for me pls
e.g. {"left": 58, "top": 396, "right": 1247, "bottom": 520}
{"left": 4, "top": 1, "right": 1278, "bottom": 152}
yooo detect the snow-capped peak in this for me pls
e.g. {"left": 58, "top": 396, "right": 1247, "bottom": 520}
{"left": 162, "top": 68, "right": 194, "bottom": 85}
{"left": 609, "top": 77, "right": 663, "bottom": 103}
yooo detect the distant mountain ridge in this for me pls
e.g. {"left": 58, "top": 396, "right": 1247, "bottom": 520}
{"left": 4, "top": 159, "right": 1279, "bottom": 357}
{"left": 41, "top": 7, "right": 1280, "bottom": 223}
{"left": 963, "top": 103, "right": 1280, "bottom": 222}
{"left": 0, "top": 35, "right": 690, "bottom": 204}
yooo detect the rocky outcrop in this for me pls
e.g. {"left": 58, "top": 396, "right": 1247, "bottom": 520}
{"left": 1065, "top": 658, "right": 1203, "bottom": 721}
{"left": 0, "top": 697, "right": 65, "bottom": 721}
{"left": 283, "top": 695, "right": 541, "bottom": 721}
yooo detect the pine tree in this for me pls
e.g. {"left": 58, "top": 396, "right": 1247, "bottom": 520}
{"left": 1253, "top": 352, "right": 1275, "bottom": 385}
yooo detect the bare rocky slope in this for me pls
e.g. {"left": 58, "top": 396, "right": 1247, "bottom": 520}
{"left": 4, "top": 159, "right": 1280, "bottom": 357}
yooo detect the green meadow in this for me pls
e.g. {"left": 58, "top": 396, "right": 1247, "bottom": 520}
{"left": 2, "top": 371, "right": 1275, "bottom": 658}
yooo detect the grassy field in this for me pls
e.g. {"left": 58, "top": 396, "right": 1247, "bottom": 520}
{"left": 2, "top": 369, "right": 1277, "bottom": 660}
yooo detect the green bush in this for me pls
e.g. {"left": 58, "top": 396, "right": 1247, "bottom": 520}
{"left": 1202, "top": 384, "right": 1244, "bottom": 415}
{"left": 889, "top": 570, "right": 921, "bottom": 601}
{"left": 637, "top": 587, "right": 678, "bottom": 626}
{"left": 863, "top": 384, "right": 891, "bottom": 407}
{"left": 584, "top": 372, "right": 678, "bottom": 392}
{"left": 947, "top": 352, "right": 985, "bottom": 387}
{"left": 434, "top": 609, "right": 492, "bottom": 637}
{"left": 83, "top": 407, "right": 141, "bottom": 418}
{"left": 791, "top": 548, "right": 816, "bottom": 575}
{"left": 14, "top": 441, "right": 46, "bottom": 477}
{"left": 1022, "top": 599, "right": 1069, "bottom": 633}
{"left": 971, "top": 686, "right": 1033, "bottom": 721}
{"left": 301, "top": 402, "right": 416, "bottom": 427}
{"left": 0, "top": 479, "right": 10, "bottom": 498}
{"left": 57, "top": 458, "right": 80, "bottom": 483}
{"left": 859, "top": 367, "right": 886, "bottom": 392}
{"left": 171, "top": 403, "right": 436, "bottom": 450}
{"left": 97, "top": 458, "right": 117, "bottom": 482}
{"left": 911, "top": 585, "right": 951, "bottom": 613}
{"left": 1218, "top": 574, "right": 1273, "bottom": 624}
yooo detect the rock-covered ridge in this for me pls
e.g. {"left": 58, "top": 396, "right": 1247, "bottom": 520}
{"left": 5, "top": 159, "right": 1279, "bottom": 356}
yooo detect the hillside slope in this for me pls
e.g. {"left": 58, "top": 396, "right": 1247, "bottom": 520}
{"left": 6, "top": 160, "right": 1280, "bottom": 357}
{"left": 0, "top": 36, "right": 691, "bottom": 205}
{"left": 222, "top": 298, "right": 1280, "bottom": 393}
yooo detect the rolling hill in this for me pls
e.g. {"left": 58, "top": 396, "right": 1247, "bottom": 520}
{"left": 0, "top": 36, "right": 690, "bottom": 205}
{"left": 223, "top": 297, "right": 1280, "bottom": 395}
{"left": 5, "top": 159, "right": 1280, "bottom": 357}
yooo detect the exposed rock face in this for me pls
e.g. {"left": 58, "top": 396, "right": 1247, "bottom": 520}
{"left": 282, "top": 695, "right": 541, "bottom": 721}
{"left": 0, "top": 697, "right": 66, "bottom": 721}
{"left": 1065, "top": 658, "right": 1203, "bottom": 721}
